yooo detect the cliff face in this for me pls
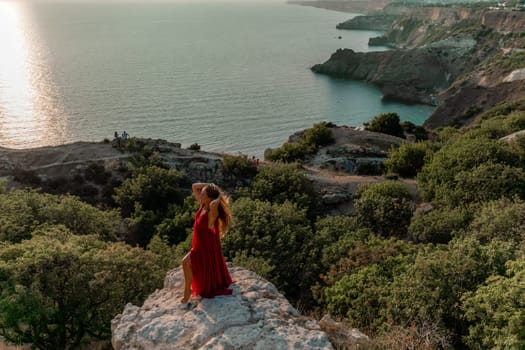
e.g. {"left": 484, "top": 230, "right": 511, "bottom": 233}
{"left": 111, "top": 265, "right": 335, "bottom": 350}
{"left": 313, "top": 5, "right": 525, "bottom": 127}
{"left": 482, "top": 11, "right": 525, "bottom": 34}
{"left": 312, "top": 48, "right": 454, "bottom": 105}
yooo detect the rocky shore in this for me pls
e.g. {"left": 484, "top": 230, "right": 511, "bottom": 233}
{"left": 312, "top": 48, "right": 452, "bottom": 105}
{"left": 312, "top": 4, "right": 525, "bottom": 127}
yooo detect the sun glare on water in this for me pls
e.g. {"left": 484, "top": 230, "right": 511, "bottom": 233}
{"left": 0, "top": 1, "right": 67, "bottom": 149}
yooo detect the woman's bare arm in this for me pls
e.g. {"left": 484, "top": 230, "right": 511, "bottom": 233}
{"left": 192, "top": 183, "right": 207, "bottom": 202}
{"left": 208, "top": 197, "right": 220, "bottom": 229}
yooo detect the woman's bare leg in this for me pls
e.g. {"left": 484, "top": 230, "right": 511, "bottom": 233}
{"left": 181, "top": 253, "right": 192, "bottom": 303}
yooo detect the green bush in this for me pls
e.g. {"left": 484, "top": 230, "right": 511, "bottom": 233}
{"left": 417, "top": 136, "right": 519, "bottom": 205}
{"left": 302, "top": 122, "right": 335, "bottom": 148}
{"left": 113, "top": 166, "right": 189, "bottom": 246}
{"left": 264, "top": 122, "right": 334, "bottom": 162}
{"left": 264, "top": 142, "right": 308, "bottom": 163}
{"left": 0, "top": 227, "right": 164, "bottom": 349}
{"left": 385, "top": 141, "right": 436, "bottom": 178}
{"left": 324, "top": 244, "right": 416, "bottom": 331}
{"left": 250, "top": 162, "right": 316, "bottom": 212}
{"left": 467, "top": 197, "right": 525, "bottom": 244}
{"left": 408, "top": 205, "right": 472, "bottom": 243}
{"left": 365, "top": 113, "right": 405, "bottom": 138}
{"left": 449, "top": 162, "right": 525, "bottom": 206}
{"left": 386, "top": 238, "right": 517, "bottom": 345}
{"left": 462, "top": 259, "right": 525, "bottom": 350}
{"left": 222, "top": 154, "right": 257, "bottom": 178}
{"left": 354, "top": 181, "right": 414, "bottom": 237}
{"left": 222, "top": 198, "right": 314, "bottom": 303}
{"left": 0, "top": 189, "right": 121, "bottom": 243}
{"left": 401, "top": 121, "right": 428, "bottom": 141}
{"left": 188, "top": 143, "right": 201, "bottom": 151}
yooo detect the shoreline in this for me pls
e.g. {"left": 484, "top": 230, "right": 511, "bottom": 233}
{"left": 287, "top": 0, "right": 391, "bottom": 14}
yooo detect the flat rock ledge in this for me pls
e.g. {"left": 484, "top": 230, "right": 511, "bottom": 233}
{"left": 111, "top": 265, "right": 333, "bottom": 350}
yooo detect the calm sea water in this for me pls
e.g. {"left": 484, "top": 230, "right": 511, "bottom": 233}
{"left": 0, "top": 1, "right": 434, "bottom": 157}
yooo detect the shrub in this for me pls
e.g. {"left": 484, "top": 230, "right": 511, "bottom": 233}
{"left": 0, "top": 227, "right": 164, "bottom": 349}
{"left": 222, "top": 154, "right": 257, "bottom": 178}
{"left": 222, "top": 199, "right": 314, "bottom": 303}
{"left": 417, "top": 136, "right": 519, "bottom": 205}
{"left": 408, "top": 205, "right": 472, "bottom": 243}
{"left": 250, "top": 162, "right": 316, "bottom": 212}
{"left": 113, "top": 166, "right": 189, "bottom": 246}
{"left": 354, "top": 181, "right": 413, "bottom": 237}
{"left": 84, "top": 163, "right": 111, "bottom": 185}
{"left": 467, "top": 197, "right": 525, "bottom": 244}
{"left": 401, "top": 121, "right": 428, "bottom": 141}
{"left": 365, "top": 113, "right": 405, "bottom": 138}
{"left": 264, "top": 142, "right": 308, "bottom": 162}
{"left": 188, "top": 143, "right": 201, "bottom": 151}
{"left": 462, "top": 259, "right": 525, "bottom": 350}
{"left": 0, "top": 189, "right": 121, "bottom": 243}
{"left": 385, "top": 238, "right": 517, "bottom": 345}
{"left": 264, "top": 122, "right": 334, "bottom": 162}
{"left": 355, "top": 161, "right": 383, "bottom": 175}
{"left": 385, "top": 141, "right": 436, "bottom": 178}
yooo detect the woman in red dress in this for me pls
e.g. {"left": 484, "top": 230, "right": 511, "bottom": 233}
{"left": 181, "top": 183, "right": 233, "bottom": 303}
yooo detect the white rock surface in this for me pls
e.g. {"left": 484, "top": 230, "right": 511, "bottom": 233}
{"left": 111, "top": 265, "right": 333, "bottom": 350}
{"left": 503, "top": 68, "right": 525, "bottom": 83}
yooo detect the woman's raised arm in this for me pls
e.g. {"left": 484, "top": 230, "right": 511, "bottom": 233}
{"left": 192, "top": 182, "right": 207, "bottom": 202}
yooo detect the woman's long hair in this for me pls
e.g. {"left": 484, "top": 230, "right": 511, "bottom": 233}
{"left": 205, "top": 184, "right": 232, "bottom": 237}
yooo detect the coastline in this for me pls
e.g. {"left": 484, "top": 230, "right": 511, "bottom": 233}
{"left": 287, "top": 0, "right": 391, "bottom": 14}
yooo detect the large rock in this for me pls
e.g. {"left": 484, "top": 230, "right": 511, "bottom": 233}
{"left": 111, "top": 265, "right": 333, "bottom": 350}
{"left": 311, "top": 48, "right": 454, "bottom": 105}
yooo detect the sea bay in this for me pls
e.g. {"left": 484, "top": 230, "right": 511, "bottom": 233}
{"left": 0, "top": 1, "right": 435, "bottom": 157}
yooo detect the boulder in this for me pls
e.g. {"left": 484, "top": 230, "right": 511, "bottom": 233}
{"left": 111, "top": 265, "right": 333, "bottom": 350}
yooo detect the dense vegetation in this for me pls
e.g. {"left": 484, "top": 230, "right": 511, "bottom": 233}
{"left": 1, "top": 102, "right": 525, "bottom": 349}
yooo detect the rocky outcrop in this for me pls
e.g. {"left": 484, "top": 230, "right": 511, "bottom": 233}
{"left": 111, "top": 265, "right": 334, "bottom": 350}
{"left": 0, "top": 139, "right": 238, "bottom": 203}
{"left": 425, "top": 79, "right": 525, "bottom": 128}
{"left": 337, "top": 15, "right": 398, "bottom": 31}
{"left": 482, "top": 10, "right": 525, "bottom": 34}
{"left": 311, "top": 48, "right": 453, "bottom": 104}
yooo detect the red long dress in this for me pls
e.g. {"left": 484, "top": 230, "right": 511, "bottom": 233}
{"left": 190, "top": 206, "right": 233, "bottom": 298}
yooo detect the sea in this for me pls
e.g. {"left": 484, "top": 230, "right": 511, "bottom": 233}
{"left": 0, "top": 1, "right": 435, "bottom": 157}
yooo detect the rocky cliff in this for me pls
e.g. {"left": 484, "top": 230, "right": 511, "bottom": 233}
{"left": 111, "top": 265, "right": 337, "bottom": 349}
{"left": 313, "top": 5, "right": 525, "bottom": 127}
{"left": 311, "top": 48, "right": 453, "bottom": 104}
{"left": 336, "top": 15, "right": 398, "bottom": 31}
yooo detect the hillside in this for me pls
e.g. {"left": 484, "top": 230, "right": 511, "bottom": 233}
{"left": 312, "top": 4, "right": 525, "bottom": 128}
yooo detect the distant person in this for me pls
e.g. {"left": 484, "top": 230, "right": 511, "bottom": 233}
{"left": 114, "top": 131, "right": 119, "bottom": 139}
{"left": 122, "top": 130, "right": 129, "bottom": 139}
{"left": 180, "top": 183, "right": 233, "bottom": 303}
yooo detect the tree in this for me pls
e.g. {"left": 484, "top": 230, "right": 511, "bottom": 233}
{"left": 0, "top": 227, "right": 164, "bottom": 349}
{"left": 365, "top": 113, "right": 405, "bottom": 138}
